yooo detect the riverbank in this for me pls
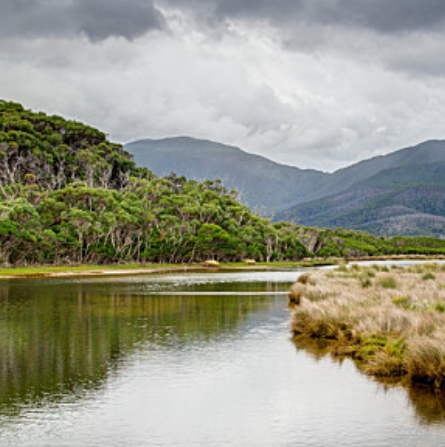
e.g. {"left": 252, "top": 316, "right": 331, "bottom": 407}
{"left": 289, "top": 262, "right": 445, "bottom": 389}
{"left": 1, "top": 256, "right": 444, "bottom": 280}
{"left": 0, "top": 259, "right": 334, "bottom": 279}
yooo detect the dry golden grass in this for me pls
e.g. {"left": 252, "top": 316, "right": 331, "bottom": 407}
{"left": 288, "top": 273, "right": 317, "bottom": 304}
{"left": 290, "top": 263, "right": 445, "bottom": 389}
{"left": 201, "top": 260, "right": 221, "bottom": 267}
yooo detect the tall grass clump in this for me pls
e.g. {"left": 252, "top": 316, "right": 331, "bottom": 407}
{"left": 378, "top": 275, "right": 398, "bottom": 289}
{"left": 336, "top": 259, "right": 349, "bottom": 272}
{"left": 422, "top": 273, "right": 436, "bottom": 281}
{"left": 288, "top": 284, "right": 303, "bottom": 305}
{"left": 297, "top": 273, "right": 315, "bottom": 285}
{"left": 288, "top": 273, "right": 316, "bottom": 304}
{"left": 360, "top": 276, "right": 373, "bottom": 288}
{"left": 289, "top": 263, "right": 445, "bottom": 390}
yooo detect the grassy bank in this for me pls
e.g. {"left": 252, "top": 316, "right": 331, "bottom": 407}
{"left": 1, "top": 256, "right": 443, "bottom": 279}
{"left": 289, "top": 263, "right": 445, "bottom": 389}
{"left": 0, "top": 263, "right": 198, "bottom": 279}
{"left": 0, "top": 259, "right": 335, "bottom": 279}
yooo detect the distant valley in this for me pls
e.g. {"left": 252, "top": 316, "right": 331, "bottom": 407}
{"left": 125, "top": 138, "right": 445, "bottom": 237}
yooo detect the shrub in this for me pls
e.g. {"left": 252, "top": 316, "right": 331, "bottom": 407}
{"left": 435, "top": 302, "right": 445, "bottom": 313}
{"left": 378, "top": 276, "right": 398, "bottom": 289}
{"left": 392, "top": 296, "right": 412, "bottom": 309}
{"left": 360, "top": 277, "right": 373, "bottom": 288}
{"left": 422, "top": 273, "right": 436, "bottom": 281}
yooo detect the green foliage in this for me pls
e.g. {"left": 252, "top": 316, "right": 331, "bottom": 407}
{"left": 378, "top": 276, "right": 398, "bottom": 289}
{"left": 305, "top": 226, "right": 445, "bottom": 259}
{"left": 392, "top": 296, "right": 412, "bottom": 308}
{"left": 422, "top": 273, "right": 436, "bottom": 281}
{"left": 277, "top": 151, "right": 445, "bottom": 239}
{"left": 435, "top": 302, "right": 445, "bottom": 313}
{"left": 360, "top": 277, "right": 373, "bottom": 288}
{"left": 2, "top": 100, "right": 445, "bottom": 267}
{"left": 0, "top": 101, "right": 314, "bottom": 265}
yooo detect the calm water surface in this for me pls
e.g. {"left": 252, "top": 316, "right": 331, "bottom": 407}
{"left": 1, "top": 267, "right": 445, "bottom": 446}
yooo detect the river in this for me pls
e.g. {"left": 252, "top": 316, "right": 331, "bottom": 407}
{"left": 1, "top": 266, "right": 445, "bottom": 446}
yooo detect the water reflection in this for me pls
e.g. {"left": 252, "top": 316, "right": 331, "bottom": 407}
{"left": 0, "top": 276, "right": 286, "bottom": 417}
{"left": 292, "top": 335, "right": 445, "bottom": 425}
{"left": 2, "top": 268, "right": 445, "bottom": 446}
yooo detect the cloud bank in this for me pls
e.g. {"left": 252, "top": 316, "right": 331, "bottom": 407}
{"left": 1, "top": 0, "right": 445, "bottom": 171}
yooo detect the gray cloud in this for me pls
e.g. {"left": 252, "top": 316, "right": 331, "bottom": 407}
{"left": 2, "top": 0, "right": 445, "bottom": 172}
{"left": 2, "top": 0, "right": 445, "bottom": 45}
{"left": 166, "top": 0, "right": 445, "bottom": 35}
{"left": 0, "top": 0, "right": 165, "bottom": 41}
{"left": 3, "top": 0, "right": 445, "bottom": 45}
{"left": 74, "top": 0, "right": 165, "bottom": 41}
{"left": 344, "top": 0, "right": 445, "bottom": 33}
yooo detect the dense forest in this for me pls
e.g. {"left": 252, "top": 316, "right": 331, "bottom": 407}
{"left": 1, "top": 100, "right": 445, "bottom": 266}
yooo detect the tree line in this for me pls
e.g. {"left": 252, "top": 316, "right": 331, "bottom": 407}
{"left": 1, "top": 100, "right": 445, "bottom": 266}
{"left": 0, "top": 101, "right": 308, "bottom": 265}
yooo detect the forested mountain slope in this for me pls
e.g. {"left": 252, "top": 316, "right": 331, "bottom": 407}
{"left": 2, "top": 99, "right": 445, "bottom": 266}
{"left": 126, "top": 137, "right": 445, "bottom": 236}
{"left": 0, "top": 100, "right": 310, "bottom": 265}
{"left": 125, "top": 137, "right": 327, "bottom": 214}
{"left": 305, "top": 140, "right": 445, "bottom": 202}
{"left": 275, "top": 158, "right": 445, "bottom": 237}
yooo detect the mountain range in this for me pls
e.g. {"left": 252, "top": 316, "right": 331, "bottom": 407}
{"left": 125, "top": 138, "right": 445, "bottom": 237}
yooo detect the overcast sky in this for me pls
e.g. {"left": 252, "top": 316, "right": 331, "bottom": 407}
{"left": 1, "top": 0, "right": 445, "bottom": 171}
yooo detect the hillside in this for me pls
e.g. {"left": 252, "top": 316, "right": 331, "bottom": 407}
{"left": 125, "top": 137, "right": 328, "bottom": 214}
{"left": 306, "top": 140, "right": 445, "bottom": 202}
{"left": 276, "top": 157, "right": 445, "bottom": 237}
{"left": 126, "top": 137, "right": 445, "bottom": 236}
{"left": 0, "top": 100, "right": 312, "bottom": 265}
{"left": 2, "top": 99, "right": 445, "bottom": 266}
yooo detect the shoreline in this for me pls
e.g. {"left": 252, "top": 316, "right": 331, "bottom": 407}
{"left": 0, "top": 260, "right": 333, "bottom": 280}
{"left": 289, "top": 262, "right": 445, "bottom": 390}
{"left": 1, "top": 255, "right": 444, "bottom": 280}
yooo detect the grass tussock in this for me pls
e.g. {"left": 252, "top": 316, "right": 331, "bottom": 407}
{"left": 288, "top": 273, "right": 317, "bottom": 304}
{"left": 289, "top": 263, "right": 445, "bottom": 389}
{"left": 422, "top": 273, "right": 436, "bottom": 281}
{"left": 296, "top": 272, "right": 315, "bottom": 285}
{"left": 377, "top": 275, "right": 398, "bottom": 289}
{"left": 288, "top": 283, "right": 303, "bottom": 305}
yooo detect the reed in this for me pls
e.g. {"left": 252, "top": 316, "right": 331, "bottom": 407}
{"left": 290, "top": 264, "right": 445, "bottom": 389}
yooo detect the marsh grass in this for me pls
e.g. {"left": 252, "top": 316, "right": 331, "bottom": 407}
{"left": 288, "top": 273, "right": 318, "bottom": 304}
{"left": 422, "top": 273, "right": 436, "bottom": 281}
{"left": 377, "top": 275, "right": 398, "bottom": 289}
{"left": 290, "top": 264, "right": 445, "bottom": 389}
{"left": 296, "top": 273, "right": 315, "bottom": 285}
